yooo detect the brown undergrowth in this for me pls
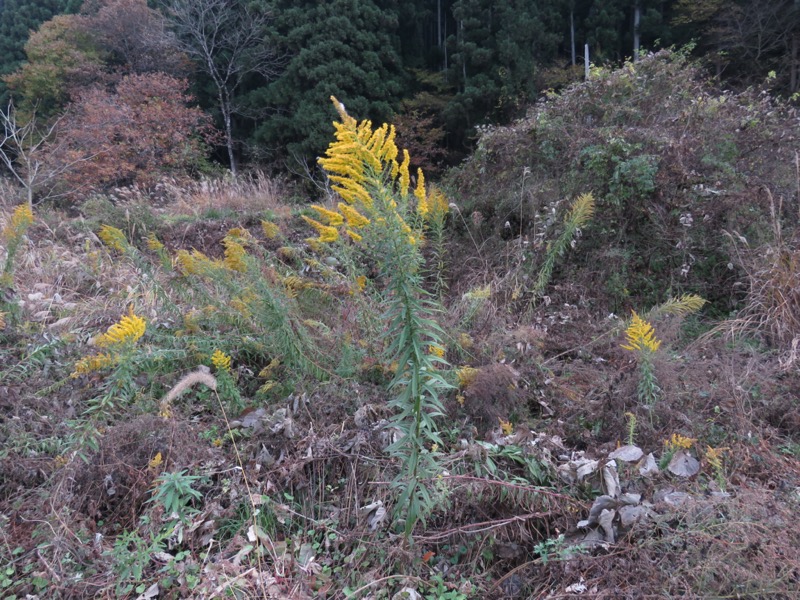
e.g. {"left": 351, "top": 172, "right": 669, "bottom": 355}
{"left": 2, "top": 52, "right": 800, "bottom": 599}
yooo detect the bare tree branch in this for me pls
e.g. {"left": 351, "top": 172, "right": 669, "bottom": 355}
{"left": 0, "top": 102, "right": 99, "bottom": 207}
{"left": 164, "top": 0, "right": 283, "bottom": 175}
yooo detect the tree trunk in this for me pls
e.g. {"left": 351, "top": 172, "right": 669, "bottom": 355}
{"left": 570, "top": 9, "right": 576, "bottom": 66}
{"left": 220, "top": 91, "right": 237, "bottom": 176}
{"left": 633, "top": 1, "right": 641, "bottom": 61}
{"left": 460, "top": 20, "right": 466, "bottom": 90}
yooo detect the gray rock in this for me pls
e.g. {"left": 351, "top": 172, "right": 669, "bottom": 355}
{"left": 609, "top": 445, "right": 644, "bottom": 462}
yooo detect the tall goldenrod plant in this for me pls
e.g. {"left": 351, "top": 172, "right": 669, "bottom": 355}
{"left": 70, "top": 305, "right": 147, "bottom": 451}
{"left": 533, "top": 193, "right": 595, "bottom": 299}
{"left": 418, "top": 185, "right": 450, "bottom": 299}
{"left": 314, "top": 97, "right": 451, "bottom": 539}
{"left": 622, "top": 311, "right": 662, "bottom": 416}
{"left": 1, "top": 204, "right": 34, "bottom": 322}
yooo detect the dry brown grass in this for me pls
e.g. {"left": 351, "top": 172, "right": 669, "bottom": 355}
{"left": 709, "top": 190, "right": 800, "bottom": 369}
{"left": 165, "top": 170, "right": 289, "bottom": 217}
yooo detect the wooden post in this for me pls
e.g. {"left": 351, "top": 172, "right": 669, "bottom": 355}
{"left": 585, "top": 44, "right": 590, "bottom": 79}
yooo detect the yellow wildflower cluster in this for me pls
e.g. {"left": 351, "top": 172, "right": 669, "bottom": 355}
{"left": 338, "top": 203, "right": 370, "bottom": 228}
{"left": 621, "top": 311, "right": 662, "bottom": 353}
{"left": 96, "top": 306, "right": 146, "bottom": 348}
{"left": 284, "top": 275, "right": 311, "bottom": 298}
{"left": 70, "top": 352, "right": 117, "bottom": 378}
{"left": 302, "top": 215, "right": 339, "bottom": 244}
{"left": 428, "top": 344, "right": 445, "bottom": 358}
{"left": 498, "top": 417, "right": 514, "bottom": 435}
{"left": 665, "top": 433, "right": 696, "bottom": 452}
{"left": 211, "top": 349, "right": 232, "bottom": 372}
{"left": 456, "top": 366, "right": 479, "bottom": 389}
{"left": 314, "top": 96, "right": 425, "bottom": 247}
{"left": 311, "top": 204, "right": 345, "bottom": 226}
{"left": 658, "top": 293, "right": 707, "bottom": 317}
{"left": 261, "top": 220, "right": 281, "bottom": 239}
{"left": 319, "top": 96, "right": 403, "bottom": 206}
{"left": 226, "top": 227, "right": 252, "bottom": 240}
{"left": 145, "top": 233, "right": 164, "bottom": 252}
{"left": 175, "top": 249, "right": 219, "bottom": 276}
{"left": 458, "top": 333, "right": 474, "bottom": 349}
{"left": 222, "top": 237, "right": 248, "bottom": 272}
{"left": 419, "top": 185, "right": 450, "bottom": 223}
{"left": 230, "top": 289, "right": 258, "bottom": 318}
{"left": 2, "top": 203, "right": 34, "bottom": 240}
{"left": 98, "top": 224, "right": 127, "bottom": 253}
{"left": 464, "top": 285, "right": 491, "bottom": 301}
{"left": 148, "top": 452, "right": 163, "bottom": 470}
{"left": 354, "top": 275, "right": 367, "bottom": 293}
{"left": 71, "top": 307, "right": 145, "bottom": 377}
{"left": 258, "top": 358, "right": 281, "bottom": 378}
{"left": 704, "top": 445, "right": 727, "bottom": 470}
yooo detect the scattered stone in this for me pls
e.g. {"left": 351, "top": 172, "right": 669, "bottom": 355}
{"left": 576, "top": 459, "right": 599, "bottom": 480}
{"left": 619, "top": 505, "right": 647, "bottom": 528}
{"left": 639, "top": 453, "right": 659, "bottom": 476}
{"left": 668, "top": 450, "right": 700, "bottom": 477}
{"left": 598, "top": 508, "right": 616, "bottom": 542}
{"left": 601, "top": 460, "right": 620, "bottom": 498}
{"left": 609, "top": 445, "right": 644, "bottom": 462}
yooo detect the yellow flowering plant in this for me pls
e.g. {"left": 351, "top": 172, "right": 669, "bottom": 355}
{"left": 317, "top": 96, "right": 452, "bottom": 539}
{"left": 622, "top": 311, "right": 662, "bottom": 415}
{"left": 533, "top": 193, "right": 595, "bottom": 300}
{"left": 70, "top": 307, "right": 149, "bottom": 448}
{"left": 1, "top": 203, "right": 34, "bottom": 295}
{"left": 95, "top": 306, "right": 146, "bottom": 348}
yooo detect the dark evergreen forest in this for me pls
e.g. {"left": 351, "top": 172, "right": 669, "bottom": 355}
{"left": 1, "top": 0, "right": 799, "bottom": 172}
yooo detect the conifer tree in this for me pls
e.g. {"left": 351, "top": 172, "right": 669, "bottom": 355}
{"left": 250, "top": 0, "right": 406, "bottom": 163}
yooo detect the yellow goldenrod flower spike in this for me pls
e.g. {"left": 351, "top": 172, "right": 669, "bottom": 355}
{"left": 665, "top": 433, "right": 695, "bottom": 451}
{"left": 414, "top": 168, "right": 426, "bottom": 207}
{"left": 222, "top": 237, "right": 247, "bottom": 272}
{"left": 145, "top": 233, "right": 164, "bottom": 252}
{"left": 261, "top": 220, "right": 281, "bottom": 239}
{"left": 658, "top": 294, "right": 707, "bottom": 317}
{"left": 427, "top": 186, "right": 450, "bottom": 221}
{"left": 705, "top": 445, "right": 726, "bottom": 469}
{"left": 70, "top": 352, "right": 117, "bottom": 378}
{"left": 96, "top": 306, "right": 146, "bottom": 348}
{"left": 499, "top": 418, "right": 514, "bottom": 435}
{"left": 211, "top": 349, "right": 232, "bottom": 372}
{"left": 98, "top": 224, "right": 127, "bottom": 253}
{"left": 1, "top": 203, "right": 34, "bottom": 240}
{"left": 175, "top": 249, "right": 207, "bottom": 275}
{"left": 566, "top": 192, "right": 595, "bottom": 228}
{"left": 621, "top": 311, "right": 661, "bottom": 353}
{"left": 148, "top": 452, "right": 163, "bottom": 469}
{"left": 428, "top": 344, "right": 445, "bottom": 357}
{"left": 456, "top": 366, "right": 479, "bottom": 389}
{"left": 310, "top": 204, "right": 345, "bottom": 226}
{"left": 338, "top": 203, "right": 370, "bottom": 228}
{"left": 301, "top": 215, "right": 339, "bottom": 243}
{"left": 398, "top": 149, "right": 410, "bottom": 197}
{"left": 330, "top": 95, "right": 355, "bottom": 126}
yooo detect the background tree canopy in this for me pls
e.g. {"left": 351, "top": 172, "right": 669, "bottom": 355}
{"left": 0, "top": 0, "right": 798, "bottom": 170}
